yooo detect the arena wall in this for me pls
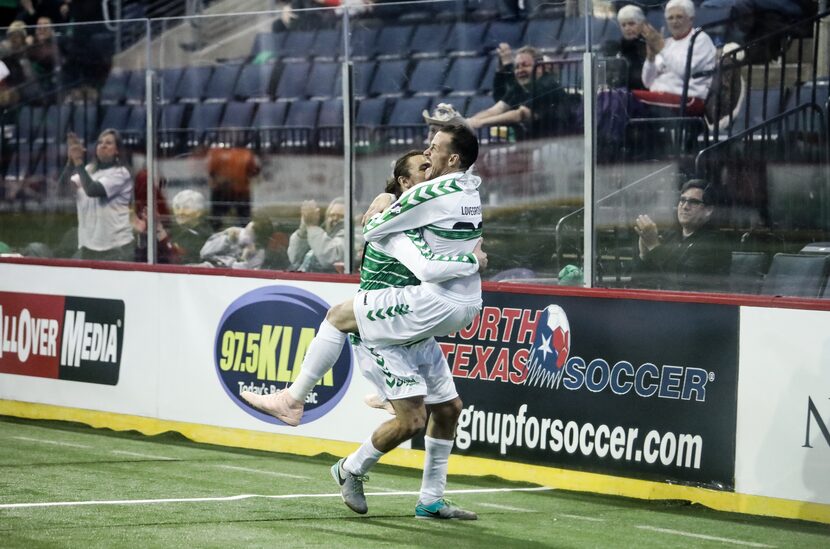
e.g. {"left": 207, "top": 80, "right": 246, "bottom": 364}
{"left": 0, "top": 261, "right": 828, "bottom": 523}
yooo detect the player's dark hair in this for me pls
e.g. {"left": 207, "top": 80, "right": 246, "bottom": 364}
{"left": 385, "top": 150, "right": 423, "bottom": 197}
{"left": 438, "top": 124, "right": 479, "bottom": 170}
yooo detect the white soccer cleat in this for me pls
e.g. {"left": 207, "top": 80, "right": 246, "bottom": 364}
{"left": 363, "top": 393, "right": 396, "bottom": 415}
{"left": 241, "top": 389, "right": 304, "bottom": 426}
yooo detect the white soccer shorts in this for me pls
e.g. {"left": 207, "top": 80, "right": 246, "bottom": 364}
{"left": 353, "top": 338, "right": 458, "bottom": 404}
{"left": 353, "top": 285, "right": 480, "bottom": 347}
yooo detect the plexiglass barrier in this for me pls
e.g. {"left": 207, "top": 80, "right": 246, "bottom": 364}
{"left": 0, "top": 3, "right": 828, "bottom": 297}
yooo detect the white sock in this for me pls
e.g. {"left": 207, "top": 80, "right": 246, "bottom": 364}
{"left": 287, "top": 319, "right": 346, "bottom": 402}
{"left": 419, "top": 436, "right": 454, "bottom": 505}
{"left": 343, "top": 438, "right": 385, "bottom": 476}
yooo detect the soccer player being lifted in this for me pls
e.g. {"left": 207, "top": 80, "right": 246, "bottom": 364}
{"left": 243, "top": 124, "right": 484, "bottom": 519}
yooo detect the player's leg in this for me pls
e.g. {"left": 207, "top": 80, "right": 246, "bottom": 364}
{"left": 333, "top": 343, "right": 429, "bottom": 514}
{"left": 240, "top": 298, "right": 358, "bottom": 425}
{"left": 416, "top": 342, "right": 477, "bottom": 520}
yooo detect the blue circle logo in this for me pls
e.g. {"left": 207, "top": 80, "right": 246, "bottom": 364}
{"left": 214, "top": 286, "right": 352, "bottom": 425}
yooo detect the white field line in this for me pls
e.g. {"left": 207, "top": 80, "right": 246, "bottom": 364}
{"left": 12, "top": 436, "right": 90, "bottom": 449}
{"left": 0, "top": 487, "right": 553, "bottom": 510}
{"left": 636, "top": 525, "right": 776, "bottom": 548}
{"left": 478, "top": 502, "right": 535, "bottom": 513}
{"left": 560, "top": 513, "right": 605, "bottom": 522}
{"left": 111, "top": 450, "right": 178, "bottom": 461}
{"left": 215, "top": 464, "right": 309, "bottom": 480}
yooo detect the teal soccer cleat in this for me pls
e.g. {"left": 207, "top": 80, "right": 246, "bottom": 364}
{"left": 415, "top": 498, "right": 478, "bottom": 520}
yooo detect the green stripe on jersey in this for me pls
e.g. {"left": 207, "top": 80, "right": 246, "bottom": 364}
{"left": 363, "top": 178, "right": 464, "bottom": 235}
{"left": 359, "top": 244, "right": 420, "bottom": 291}
{"left": 424, "top": 224, "right": 482, "bottom": 240}
{"left": 405, "top": 230, "right": 477, "bottom": 263}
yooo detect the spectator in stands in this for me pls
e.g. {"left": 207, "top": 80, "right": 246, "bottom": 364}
{"left": 200, "top": 216, "right": 274, "bottom": 270}
{"left": 467, "top": 45, "right": 570, "bottom": 138}
{"left": 633, "top": 0, "right": 716, "bottom": 116}
{"left": 17, "top": 0, "right": 65, "bottom": 25}
{"left": 605, "top": 4, "right": 647, "bottom": 90}
{"left": 632, "top": 179, "right": 731, "bottom": 292}
{"left": 164, "top": 189, "right": 214, "bottom": 265}
{"left": 272, "top": 0, "right": 339, "bottom": 33}
{"left": 59, "top": 129, "right": 135, "bottom": 261}
{"left": 60, "top": 1, "right": 111, "bottom": 102}
{"left": 206, "top": 146, "right": 261, "bottom": 228}
{"left": 288, "top": 197, "right": 346, "bottom": 272}
{"left": 0, "top": 20, "right": 32, "bottom": 106}
{"left": 131, "top": 167, "right": 172, "bottom": 263}
{"left": 26, "top": 16, "right": 59, "bottom": 93}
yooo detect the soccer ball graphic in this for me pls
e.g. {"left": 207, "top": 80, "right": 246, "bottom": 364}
{"left": 531, "top": 304, "right": 571, "bottom": 371}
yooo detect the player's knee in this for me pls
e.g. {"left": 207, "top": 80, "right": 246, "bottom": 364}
{"left": 432, "top": 398, "right": 463, "bottom": 427}
{"left": 325, "top": 300, "right": 357, "bottom": 332}
{"left": 396, "top": 410, "right": 426, "bottom": 438}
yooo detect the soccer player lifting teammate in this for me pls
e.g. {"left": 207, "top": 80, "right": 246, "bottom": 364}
{"left": 243, "top": 124, "right": 484, "bottom": 519}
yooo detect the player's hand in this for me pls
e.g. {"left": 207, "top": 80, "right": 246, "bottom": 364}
{"left": 361, "top": 192, "right": 395, "bottom": 226}
{"left": 300, "top": 200, "right": 321, "bottom": 226}
{"left": 473, "top": 239, "right": 488, "bottom": 272}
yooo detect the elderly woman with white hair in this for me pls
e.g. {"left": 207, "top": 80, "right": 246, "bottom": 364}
{"left": 635, "top": 0, "right": 716, "bottom": 116}
{"left": 614, "top": 4, "right": 648, "bottom": 90}
{"left": 164, "top": 189, "right": 213, "bottom": 264}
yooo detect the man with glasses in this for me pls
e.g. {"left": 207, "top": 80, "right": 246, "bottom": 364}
{"left": 632, "top": 179, "right": 731, "bottom": 291}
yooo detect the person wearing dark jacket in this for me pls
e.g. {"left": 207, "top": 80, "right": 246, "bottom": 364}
{"left": 632, "top": 179, "right": 731, "bottom": 292}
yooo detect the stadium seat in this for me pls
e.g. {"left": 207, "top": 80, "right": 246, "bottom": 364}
{"left": 483, "top": 20, "right": 526, "bottom": 52}
{"left": 374, "top": 25, "right": 415, "bottom": 60}
{"left": 204, "top": 64, "right": 243, "bottom": 103}
{"left": 729, "top": 251, "right": 768, "bottom": 294}
{"left": 760, "top": 253, "right": 830, "bottom": 298}
{"left": 387, "top": 96, "right": 432, "bottom": 126}
{"left": 478, "top": 55, "right": 499, "bottom": 94}
{"left": 356, "top": 97, "right": 387, "bottom": 126}
{"left": 3, "top": 150, "right": 34, "bottom": 181}
{"left": 174, "top": 66, "right": 214, "bottom": 103}
{"left": 447, "top": 21, "right": 489, "bottom": 57}
{"left": 275, "top": 61, "right": 312, "bottom": 100}
{"left": 317, "top": 98, "right": 344, "bottom": 148}
{"left": 209, "top": 101, "right": 256, "bottom": 147}
{"left": 252, "top": 102, "right": 289, "bottom": 150}
{"left": 524, "top": 18, "right": 564, "bottom": 53}
{"left": 158, "top": 103, "right": 187, "bottom": 152}
{"left": 252, "top": 101, "right": 288, "bottom": 128}
{"left": 122, "top": 105, "right": 147, "bottom": 146}
{"left": 558, "top": 17, "right": 587, "bottom": 50}
{"left": 281, "top": 29, "right": 317, "bottom": 61}
{"left": 370, "top": 59, "right": 410, "bottom": 97}
{"left": 730, "top": 88, "right": 783, "bottom": 134}
{"left": 185, "top": 103, "right": 225, "bottom": 148}
{"left": 408, "top": 58, "right": 450, "bottom": 96}
{"left": 124, "top": 70, "right": 147, "bottom": 104}
{"left": 310, "top": 28, "right": 342, "bottom": 60}
{"left": 158, "top": 67, "right": 184, "bottom": 104}
{"left": 250, "top": 32, "right": 285, "bottom": 60}
{"left": 349, "top": 25, "right": 379, "bottom": 60}
{"left": 409, "top": 23, "right": 452, "bottom": 58}
{"left": 33, "top": 104, "right": 72, "bottom": 146}
{"left": 71, "top": 103, "right": 99, "bottom": 143}
{"left": 282, "top": 99, "right": 321, "bottom": 148}
{"left": 350, "top": 60, "right": 376, "bottom": 98}
{"left": 306, "top": 61, "right": 340, "bottom": 99}
{"left": 444, "top": 56, "right": 489, "bottom": 96}
{"left": 234, "top": 63, "right": 276, "bottom": 101}
{"left": 99, "top": 105, "right": 131, "bottom": 135}
{"left": 466, "top": 94, "right": 495, "bottom": 117}
{"left": 100, "top": 69, "right": 131, "bottom": 105}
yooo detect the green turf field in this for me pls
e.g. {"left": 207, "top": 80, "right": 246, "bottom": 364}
{"left": 1, "top": 416, "right": 828, "bottom": 548}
